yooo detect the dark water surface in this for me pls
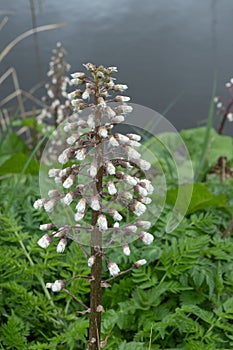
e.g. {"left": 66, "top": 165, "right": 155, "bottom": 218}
{"left": 1, "top": 0, "right": 233, "bottom": 132}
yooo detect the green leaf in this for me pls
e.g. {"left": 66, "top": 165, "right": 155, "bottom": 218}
{"left": 166, "top": 182, "right": 226, "bottom": 215}
{"left": 0, "top": 153, "right": 39, "bottom": 175}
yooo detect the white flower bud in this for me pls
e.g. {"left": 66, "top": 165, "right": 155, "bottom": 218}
{"left": 105, "top": 161, "right": 115, "bottom": 175}
{"left": 89, "top": 163, "right": 98, "bottom": 178}
{"left": 58, "top": 148, "right": 72, "bottom": 164}
{"left": 134, "top": 159, "right": 151, "bottom": 171}
{"left": 39, "top": 223, "right": 54, "bottom": 230}
{"left": 96, "top": 305, "right": 105, "bottom": 313}
{"left": 37, "top": 234, "right": 52, "bottom": 248}
{"left": 63, "top": 174, "right": 75, "bottom": 189}
{"left": 48, "top": 168, "right": 60, "bottom": 177}
{"left": 82, "top": 90, "right": 90, "bottom": 100}
{"left": 60, "top": 192, "right": 74, "bottom": 206}
{"left": 217, "top": 102, "right": 223, "bottom": 109}
{"left": 136, "top": 221, "right": 151, "bottom": 229}
{"left": 66, "top": 134, "right": 78, "bottom": 145}
{"left": 46, "top": 282, "right": 53, "bottom": 289}
{"left": 125, "top": 225, "right": 137, "bottom": 233}
{"left": 87, "top": 114, "right": 95, "bottom": 129}
{"left": 109, "top": 136, "right": 119, "bottom": 147}
{"left": 130, "top": 201, "right": 147, "bottom": 216}
{"left": 115, "top": 95, "right": 130, "bottom": 102}
{"left": 75, "top": 148, "right": 87, "bottom": 160}
{"left": 107, "top": 181, "right": 117, "bottom": 195}
{"left": 74, "top": 211, "right": 85, "bottom": 221}
{"left": 113, "top": 222, "right": 119, "bottom": 228}
{"left": 126, "top": 133, "right": 141, "bottom": 141}
{"left": 121, "top": 191, "right": 133, "bottom": 200}
{"left": 97, "top": 214, "right": 108, "bottom": 231}
{"left": 111, "top": 115, "right": 125, "bottom": 124}
{"left": 90, "top": 196, "right": 100, "bottom": 211}
{"left": 139, "top": 197, "right": 152, "bottom": 204}
{"left": 134, "top": 259, "right": 147, "bottom": 268}
{"left": 124, "top": 174, "right": 138, "bottom": 186}
{"left": 134, "top": 185, "right": 148, "bottom": 197}
{"left": 227, "top": 113, "right": 233, "bottom": 122}
{"left": 139, "top": 231, "right": 154, "bottom": 245}
{"left": 48, "top": 189, "right": 60, "bottom": 198}
{"left": 115, "top": 133, "right": 130, "bottom": 144}
{"left": 57, "top": 238, "right": 67, "bottom": 253}
{"left": 225, "top": 82, "right": 231, "bottom": 88}
{"left": 71, "top": 72, "right": 86, "bottom": 79}
{"left": 51, "top": 280, "right": 64, "bottom": 292}
{"left": 109, "top": 209, "right": 122, "bottom": 221}
{"left": 139, "top": 179, "right": 154, "bottom": 194}
{"left": 105, "top": 106, "right": 116, "bottom": 118}
{"left": 33, "top": 199, "right": 45, "bottom": 210}
{"left": 108, "top": 262, "right": 120, "bottom": 276}
{"left": 116, "top": 105, "right": 133, "bottom": 114}
{"left": 122, "top": 243, "right": 130, "bottom": 256}
{"left": 125, "top": 146, "right": 141, "bottom": 160}
{"left": 98, "top": 126, "right": 108, "bottom": 138}
{"left": 88, "top": 255, "right": 95, "bottom": 267}
{"left": 76, "top": 198, "right": 86, "bottom": 213}
{"left": 113, "top": 84, "right": 128, "bottom": 91}
{"left": 44, "top": 199, "right": 57, "bottom": 213}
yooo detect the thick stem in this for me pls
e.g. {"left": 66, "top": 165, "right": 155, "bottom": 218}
{"left": 88, "top": 82, "right": 103, "bottom": 350}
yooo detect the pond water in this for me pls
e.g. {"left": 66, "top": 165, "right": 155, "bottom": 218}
{"left": 1, "top": 0, "right": 233, "bottom": 133}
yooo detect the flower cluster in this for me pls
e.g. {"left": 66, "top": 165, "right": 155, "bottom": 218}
{"left": 35, "top": 62, "right": 155, "bottom": 301}
{"left": 37, "top": 42, "right": 73, "bottom": 131}
{"left": 214, "top": 78, "right": 233, "bottom": 133}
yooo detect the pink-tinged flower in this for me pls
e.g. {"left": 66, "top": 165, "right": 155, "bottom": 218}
{"left": 39, "top": 223, "right": 54, "bottom": 230}
{"left": 136, "top": 221, "right": 151, "bottom": 229}
{"left": 60, "top": 192, "right": 74, "bottom": 206}
{"left": 105, "top": 161, "right": 115, "bottom": 175}
{"left": 76, "top": 198, "right": 86, "bottom": 213}
{"left": 88, "top": 255, "right": 95, "bottom": 267}
{"left": 63, "top": 175, "right": 75, "bottom": 189}
{"left": 108, "top": 262, "right": 120, "bottom": 276}
{"left": 57, "top": 238, "right": 67, "bottom": 253}
{"left": 134, "top": 259, "right": 147, "bottom": 268}
{"left": 107, "top": 181, "right": 117, "bottom": 195}
{"left": 109, "top": 136, "right": 119, "bottom": 147}
{"left": 44, "top": 199, "right": 57, "bottom": 213}
{"left": 74, "top": 211, "right": 85, "bottom": 222}
{"left": 122, "top": 243, "right": 130, "bottom": 256}
{"left": 125, "top": 225, "right": 137, "bottom": 233}
{"left": 115, "top": 95, "right": 131, "bottom": 102}
{"left": 37, "top": 234, "right": 52, "bottom": 248}
{"left": 97, "top": 214, "right": 108, "bottom": 231}
{"left": 75, "top": 148, "right": 87, "bottom": 160}
{"left": 33, "top": 199, "right": 45, "bottom": 210}
{"left": 51, "top": 280, "right": 65, "bottom": 292}
{"left": 139, "top": 231, "right": 154, "bottom": 245}
{"left": 90, "top": 196, "right": 100, "bottom": 211}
